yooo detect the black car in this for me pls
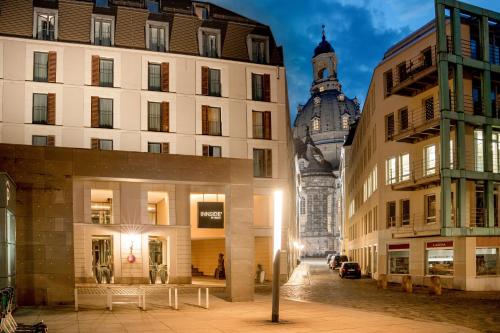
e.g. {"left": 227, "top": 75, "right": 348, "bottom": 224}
{"left": 330, "top": 255, "right": 349, "bottom": 269}
{"left": 339, "top": 262, "right": 361, "bottom": 279}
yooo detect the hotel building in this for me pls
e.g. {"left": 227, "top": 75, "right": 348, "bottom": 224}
{"left": 342, "top": 0, "right": 500, "bottom": 290}
{"left": 0, "top": 0, "right": 297, "bottom": 304}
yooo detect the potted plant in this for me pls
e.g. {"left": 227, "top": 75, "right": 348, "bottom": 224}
{"left": 158, "top": 264, "right": 168, "bottom": 284}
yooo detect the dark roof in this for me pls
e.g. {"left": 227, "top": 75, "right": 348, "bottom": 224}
{"left": 343, "top": 120, "right": 358, "bottom": 147}
{"left": 295, "top": 129, "right": 334, "bottom": 174}
{"left": 313, "top": 33, "right": 334, "bottom": 57}
{"left": 382, "top": 19, "right": 435, "bottom": 61}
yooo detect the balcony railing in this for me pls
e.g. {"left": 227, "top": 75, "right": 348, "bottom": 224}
{"left": 392, "top": 158, "right": 441, "bottom": 191}
{"left": 390, "top": 213, "right": 444, "bottom": 238}
{"left": 446, "top": 36, "right": 500, "bottom": 65}
{"left": 393, "top": 101, "right": 441, "bottom": 143}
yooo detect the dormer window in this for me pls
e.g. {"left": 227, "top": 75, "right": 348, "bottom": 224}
{"left": 92, "top": 15, "right": 114, "bottom": 46}
{"left": 95, "top": 0, "right": 109, "bottom": 7}
{"left": 146, "top": 21, "right": 168, "bottom": 52}
{"left": 33, "top": 8, "right": 58, "bottom": 41}
{"left": 147, "top": 0, "right": 160, "bottom": 13}
{"left": 194, "top": 3, "right": 209, "bottom": 20}
{"left": 247, "top": 35, "right": 269, "bottom": 64}
{"left": 312, "top": 117, "right": 320, "bottom": 132}
{"left": 198, "top": 28, "right": 220, "bottom": 58}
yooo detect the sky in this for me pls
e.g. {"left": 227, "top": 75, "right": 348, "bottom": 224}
{"left": 209, "top": 0, "right": 500, "bottom": 121}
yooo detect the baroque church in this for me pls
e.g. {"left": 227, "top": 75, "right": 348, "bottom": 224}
{"left": 293, "top": 29, "right": 360, "bottom": 257}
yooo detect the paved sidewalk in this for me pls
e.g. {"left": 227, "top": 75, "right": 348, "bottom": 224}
{"left": 13, "top": 293, "right": 477, "bottom": 333}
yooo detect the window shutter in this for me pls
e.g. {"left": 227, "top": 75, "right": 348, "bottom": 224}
{"left": 161, "top": 102, "right": 169, "bottom": 132}
{"left": 265, "top": 149, "right": 272, "bottom": 177}
{"left": 161, "top": 62, "right": 169, "bottom": 92}
{"left": 47, "top": 135, "right": 55, "bottom": 147}
{"left": 264, "top": 111, "right": 272, "bottom": 140}
{"left": 263, "top": 74, "right": 271, "bottom": 102}
{"left": 48, "top": 51, "right": 57, "bottom": 83}
{"left": 201, "top": 66, "right": 209, "bottom": 95}
{"left": 91, "top": 96, "right": 100, "bottom": 128}
{"left": 202, "top": 144, "right": 209, "bottom": 156}
{"left": 162, "top": 142, "right": 170, "bottom": 154}
{"left": 202, "top": 105, "right": 208, "bottom": 134}
{"left": 91, "top": 55, "right": 100, "bottom": 86}
{"left": 91, "top": 138, "right": 99, "bottom": 150}
{"left": 47, "top": 93, "right": 56, "bottom": 125}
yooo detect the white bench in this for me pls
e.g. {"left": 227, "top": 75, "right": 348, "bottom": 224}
{"left": 107, "top": 287, "right": 146, "bottom": 311}
{"left": 74, "top": 287, "right": 108, "bottom": 311}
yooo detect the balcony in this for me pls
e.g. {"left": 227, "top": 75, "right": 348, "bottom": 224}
{"left": 391, "top": 158, "right": 441, "bottom": 191}
{"left": 389, "top": 213, "right": 444, "bottom": 238}
{"left": 390, "top": 46, "right": 438, "bottom": 96}
{"left": 392, "top": 101, "right": 440, "bottom": 143}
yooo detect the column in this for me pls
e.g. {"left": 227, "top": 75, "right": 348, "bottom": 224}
{"left": 173, "top": 184, "right": 191, "bottom": 284}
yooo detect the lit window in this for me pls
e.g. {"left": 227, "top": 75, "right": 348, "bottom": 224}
{"left": 476, "top": 248, "right": 498, "bottom": 276}
{"left": 312, "top": 117, "right": 320, "bottom": 132}
{"left": 342, "top": 115, "right": 349, "bottom": 130}
{"left": 34, "top": 9, "right": 57, "bottom": 41}
{"left": 385, "top": 157, "right": 397, "bottom": 184}
{"left": 423, "top": 145, "right": 436, "bottom": 176}
{"left": 91, "top": 189, "right": 113, "bottom": 224}
{"left": 493, "top": 133, "right": 500, "bottom": 173}
{"left": 399, "top": 153, "right": 410, "bottom": 181}
{"left": 474, "top": 130, "right": 484, "bottom": 172}
{"left": 426, "top": 245, "right": 453, "bottom": 276}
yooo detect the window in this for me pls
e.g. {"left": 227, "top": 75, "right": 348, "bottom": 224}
{"left": 91, "top": 189, "right": 113, "bottom": 224}
{"left": 423, "top": 97, "right": 434, "bottom": 121}
{"left": 93, "top": 17, "right": 113, "bottom": 46}
{"left": 424, "top": 145, "right": 436, "bottom": 176}
{"left": 148, "top": 142, "right": 161, "bottom": 153}
{"left": 401, "top": 199, "right": 410, "bottom": 226}
{"left": 300, "top": 198, "right": 306, "bottom": 215}
{"left": 476, "top": 248, "right": 498, "bottom": 276}
{"left": 99, "top": 98, "right": 113, "bottom": 128}
{"left": 399, "top": 153, "right": 410, "bottom": 182}
{"left": 252, "top": 111, "right": 272, "bottom": 139}
{"left": 202, "top": 145, "right": 221, "bottom": 157}
{"left": 427, "top": 247, "right": 453, "bottom": 276}
{"left": 148, "top": 102, "right": 161, "bottom": 131}
{"left": 493, "top": 133, "right": 500, "bottom": 173}
{"left": 147, "top": 22, "right": 167, "bottom": 52}
{"left": 99, "top": 59, "right": 113, "bottom": 87}
{"left": 194, "top": 4, "right": 209, "bottom": 19}
{"left": 450, "top": 139, "right": 455, "bottom": 169}
{"left": 385, "top": 113, "right": 394, "bottom": 140}
{"left": 34, "top": 52, "right": 48, "bottom": 82}
{"left": 342, "top": 115, "right": 349, "bottom": 130}
{"left": 201, "top": 30, "right": 219, "bottom": 58}
{"left": 312, "top": 117, "right": 320, "bottom": 132}
{"left": 148, "top": 63, "right": 161, "bottom": 91}
{"left": 252, "top": 74, "right": 264, "bottom": 101}
{"left": 95, "top": 0, "right": 109, "bottom": 7}
{"left": 475, "top": 129, "right": 484, "bottom": 171}
{"left": 248, "top": 36, "right": 268, "bottom": 64}
{"left": 384, "top": 70, "right": 393, "bottom": 96}
{"left": 388, "top": 248, "right": 409, "bottom": 274}
{"left": 385, "top": 157, "right": 397, "bottom": 185}
{"left": 99, "top": 139, "right": 113, "bottom": 151}
{"left": 397, "top": 62, "right": 407, "bottom": 82}
{"left": 148, "top": 204, "right": 157, "bottom": 224}
{"left": 33, "top": 93, "right": 48, "bottom": 124}
{"left": 34, "top": 9, "right": 56, "bottom": 41}
{"left": 386, "top": 201, "right": 396, "bottom": 228}
{"left": 32, "top": 135, "right": 48, "bottom": 146}
{"left": 208, "top": 68, "right": 221, "bottom": 96}
{"left": 425, "top": 194, "right": 436, "bottom": 224}
{"left": 253, "top": 148, "right": 272, "bottom": 178}
{"left": 399, "top": 107, "right": 408, "bottom": 131}
{"left": 146, "top": 0, "right": 160, "bottom": 12}
{"left": 202, "top": 106, "right": 221, "bottom": 136}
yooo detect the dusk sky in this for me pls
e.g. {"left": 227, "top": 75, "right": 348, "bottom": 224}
{"left": 210, "top": 0, "right": 500, "bottom": 121}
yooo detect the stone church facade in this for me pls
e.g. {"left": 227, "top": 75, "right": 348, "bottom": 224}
{"left": 293, "top": 30, "right": 360, "bottom": 257}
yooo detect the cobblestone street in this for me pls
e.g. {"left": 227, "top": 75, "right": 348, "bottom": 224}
{"left": 276, "top": 259, "right": 500, "bottom": 332}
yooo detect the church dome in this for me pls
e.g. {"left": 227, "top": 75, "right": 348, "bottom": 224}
{"left": 314, "top": 34, "right": 334, "bottom": 57}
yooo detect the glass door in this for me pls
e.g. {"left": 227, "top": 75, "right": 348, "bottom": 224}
{"left": 92, "top": 236, "right": 113, "bottom": 284}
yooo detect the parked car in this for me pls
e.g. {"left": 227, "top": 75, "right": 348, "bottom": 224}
{"left": 339, "top": 262, "right": 361, "bottom": 279}
{"left": 326, "top": 254, "right": 334, "bottom": 265}
{"left": 329, "top": 255, "right": 349, "bottom": 269}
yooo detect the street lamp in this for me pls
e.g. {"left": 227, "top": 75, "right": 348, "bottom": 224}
{"left": 272, "top": 190, "right": 283, "bottom": 323}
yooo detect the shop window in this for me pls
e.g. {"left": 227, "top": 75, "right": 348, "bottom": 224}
{"left": 92, "top": 236, "right": 113, "bottom": 283}
{"left": 426, "top": 246, "right": 453, "bottom": 276}
{"left": 148, "top": 191, "right": 169, "bottom": 225}
{"left": 476, "top": 248, "right": 499, "bottom": 276}
{"left": 91, "top": 189, "right": 113, "bottom": 224}
{"left": 388, "top": 248, "right": 409, "bottom": 274}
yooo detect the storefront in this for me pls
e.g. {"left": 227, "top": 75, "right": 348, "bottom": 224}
{"left": 388, "top": 243, "right": 410, "bottom": 275}
{"left": 426, "top": 241, "right": 454, "bottom": 276}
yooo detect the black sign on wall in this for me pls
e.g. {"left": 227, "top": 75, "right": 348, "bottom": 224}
{"left": 198, "top": 202, "right": 224, "bottom": 228}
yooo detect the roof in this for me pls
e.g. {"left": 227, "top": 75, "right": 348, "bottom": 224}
{"left": 314, "top": 33, "right": 334, "bottom": 57}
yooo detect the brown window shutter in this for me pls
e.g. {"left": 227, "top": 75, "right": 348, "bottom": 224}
{"left": 161, "top": 62, "right": 169, "bottom": 92}
{"left": 47, "top": 135, "right": 55, "bottom": 147}
{"left": 91, "top": 96, "right": 100, "bottom": 128}
{"left": 263, "top": 74, "right": 271, "bottom": 102}
{"left": 161, "top": 102, "right": 169, "bottom": 132}
{"left": 162, "top": 142, "right": 170, "bottom": 154}
{"left": 48, "top": 51, "right": 57, "bottom": 83}
{"left": 201, "top": 105, "right": 208, "bottom": 135}
{"left": 47, "top": 93, "right": 56, "bottom": 125}
{"left": 91, "top": 55, "right": 100, "bottom": 86}
{"left": 202, "top": 144, "right": 209, "bottom": 156}
{"left": 264, "top": 111, "right": 272, "bottom": 140}
{"left": 91, "top": 138, "right": 99, "bottom": 150}
{"left": 265, "top": 149, "right": 272, "bottom": 177}
{"left": 201, "top": 66, "right": 209, "bottom": 95}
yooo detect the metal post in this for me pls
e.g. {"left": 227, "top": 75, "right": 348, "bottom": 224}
{"left": 271, "top": 250, "right": 280, "bottom": 323}
{"left": 198, "top": 288, "right": 201, "bottom": 307}
{"left": 168, "top": 288, "right": 172, "bottom": 307}
{"left": 174, "top": 288, "right": 178, "bottom": 310}
{"left": 206, "top": 288, "right": 209, "bottom": 309}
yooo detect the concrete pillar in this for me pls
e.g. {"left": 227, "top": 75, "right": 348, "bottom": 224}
{"left": 225, "top": 183, "right": 254, "bottom": 301}
{"left": 172, "top": 184, "right": 191, "bottom": 284}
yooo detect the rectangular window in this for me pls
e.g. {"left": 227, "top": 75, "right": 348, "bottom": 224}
{"left": 146, "top": 0, "right": 160, "bottom": 13}
{"left": 252, "top": 73, "right": 264, "bottom": 101}
{"left": 91, "top": 190, "right": 113, "bottom": 224}
{"left": 148, "top": 102, "right": 161, "bottom": 131}
{"left": 424, "top": 97, "right": 434, "bottom": 121}
{"left": 33, "top": 52, "right": 48, "bottom": 82}
{"left": 36, "top": 13, "right": 56, "bottom": 40}
{"left": 252, "top": 39, "right": 267, "bottom": 64}
{"left": 149, "top": 25, "right": 166, "bottom": 52}
{"left": 425, "top": 194, "right": 437, "bottom": 224}
{"left": 99, "top": 59, "right": 113, "bottom": 87}
{"left": 148, "top": 142, "right": 162, "bottom": 153}
{"left": 386, "top": 201, "right": 396, "bottom": 228}
{"left": 476, "top": 248, "right": 499, "bottom": 276}
{"left": 202, "top": 31, "right": 218, "bottom": 58}
{"left": 399, "top": 153, "right": 410, "bottom": 182}
{"left": 33, "top": 93, "right": 48, "bottom": 124}
{"left": 399, "top": 107, "right": 408, "bottom": 131}
{"left": 99, "top": 98, "right": 113, "bottom": 128}
{"left": 493, "top": 133, "right": 500, "bottom": 173}
{"left": 253, "top": 148, "right": 272, "bottom": 178}
{"left": 94, "top": 19, "right": 112, "bottom": 46}
{"left": 388, "top": 250, "right": 409, "bottom": 274}
{"left": 32, "top": 135, "right": 48, "bottom": 146}
{"left": 148, "top": 63, "right": 161, "bottom": 91}
{"left": 427, "top": 248, "right": 453, "bottom": 276}
{"left": 424, "top": 145, "right": 436, "bottom": 176}
{"left": 203, "top": 106, "right": 222, "bottom": 136}
{"left": 385, "top": 157, "right": 397, "bottom": 185}
{"left": 202, "top": 145, "right": 221, "bottom": 157}
{"left": 385, "top": 113, "right": 394, "bottom": 140}
{"left": 208, "top": 68, "right": 221, "bottom": 96}
{"left": 96, "top": 0, "right": 109, "bottom": 7}
{"left": 300, "top": 198, "right": 306, "bottom": 215}
{"left": 450, "top": 139, "right": 455, "bottom": 169}
{"left": 401, "top": 199, "right": 410, "bottom": 226}
{"left": 99, "top": 139, "right": 113, "bottom": 151}
{"left": 397, "top": 62, "right": 407, "bottom": 82}
{"left": 475, "top": 129, "right": 484, "bottom": 172}
{"left": 252, "top": 111, "right": 272, "bottom": 139}
{"left": 384, "top": 70, "right": 393, "bottom": 96}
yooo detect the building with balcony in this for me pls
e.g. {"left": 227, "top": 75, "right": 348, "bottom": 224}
{"left": 0, "top": 0, "right": 298, "bottom": 305}
{"left": 341, "top": 0, "right": 500, "bottom": 291}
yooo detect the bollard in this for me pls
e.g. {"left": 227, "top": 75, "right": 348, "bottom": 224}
{"left": 430, "top": 276, "right": 442, "bottom": 296}
{"left": 377, "top": 274, "right": 388, "bottom": 289}
{"left": 402, "top": 275, "right": 413, "bottom": 293}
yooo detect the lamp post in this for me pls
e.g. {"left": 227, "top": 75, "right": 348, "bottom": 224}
{"left": 272, "top": 190, "right": 283, "bottom": 323}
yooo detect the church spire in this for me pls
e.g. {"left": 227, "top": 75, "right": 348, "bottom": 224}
{"left": 322, "top": 24, "right": 326, "bottom": 41}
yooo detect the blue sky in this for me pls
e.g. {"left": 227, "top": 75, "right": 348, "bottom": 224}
{"left": 210, "top": 0, "right": 500, "bottom": 121}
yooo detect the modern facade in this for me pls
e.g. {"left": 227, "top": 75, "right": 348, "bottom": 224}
{"left": 341, "top": 0, "right": 500, "bottom": 290}
{"left": 294, "top": 30, "right": 360, "bottom": 256}
{"left": 0, "top": 0, "right": 298, "bottom": 305}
